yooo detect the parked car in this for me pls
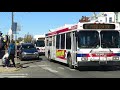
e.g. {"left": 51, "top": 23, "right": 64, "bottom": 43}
{"left": 19, "top": 43, "right": 39, "bottom": 61}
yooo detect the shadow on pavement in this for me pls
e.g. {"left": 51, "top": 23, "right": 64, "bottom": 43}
{"left": 49, "top": 59, "right": 68, "bottom": 67}
{"left": 19, "top": 58, "right": 43, "bottom": 66}
{"left": 77, "top": 66, "right": 120, "bottom": 71}
{"left": 48, "top": 59, "right": 120, "bottom": 71}
{"left": 22, "top": 66, "right": 29, "bottom": 68}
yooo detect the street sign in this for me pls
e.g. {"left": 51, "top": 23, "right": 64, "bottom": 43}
{"left": 12, "top": 22, "right": 18, "bottom": 34}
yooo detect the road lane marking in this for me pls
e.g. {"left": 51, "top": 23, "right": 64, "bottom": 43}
{"left": 65, "top": 67, "right": 76, "bottom": 71}
{"left": 58, "top": 67, "right": 64, "bottom": 70}
{"left": 29, "top": 65, "right": 38, "bottom": 67}
{"left": 40, "top": 66, "right": 58, "bottom": 73}
{"left": 45, "top": 67, "right": 58, "bottom": 73}
{"left": 38, "top": 65, "right": 50, "bottom": 67}
{"left": 69, "top": 69, "right": 76, "bottom": 71}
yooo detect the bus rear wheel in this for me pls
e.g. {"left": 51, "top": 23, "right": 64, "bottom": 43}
{"left": 67, "top": 56, "right": 74, "bottom": 69}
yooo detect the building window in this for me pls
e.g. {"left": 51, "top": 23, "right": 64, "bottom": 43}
{"left": 109, "top": 17, "right": 112, "bottom": 23}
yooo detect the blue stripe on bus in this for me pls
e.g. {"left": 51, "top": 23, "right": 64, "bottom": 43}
{"left": 115, "top": 53, "right": 120, "bottom": 56}
{"left": 77, "top": 54, "right": 88, "bottom": 57}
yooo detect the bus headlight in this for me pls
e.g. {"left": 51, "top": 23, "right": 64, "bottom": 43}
{"left": 81, "top": 57, "right": 88, "bottom": 61}
{"left": 112, "top": 56, "right": 119, "bottom": 60}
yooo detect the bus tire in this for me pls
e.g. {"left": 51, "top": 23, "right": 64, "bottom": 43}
{"left": 67, "top": 56, "right": 74, "bottom": 69}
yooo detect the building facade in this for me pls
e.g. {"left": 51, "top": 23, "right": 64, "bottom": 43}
{"left": 90, "top": 12, "right": 120, "bottom": 23}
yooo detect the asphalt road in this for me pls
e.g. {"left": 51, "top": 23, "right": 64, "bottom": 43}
{"left": 1, "top": 56, "right": 120, "bottom": 78}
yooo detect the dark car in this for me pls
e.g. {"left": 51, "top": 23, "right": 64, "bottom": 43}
{"left": 19, "top": 43, "right": 39, "bottom": 61}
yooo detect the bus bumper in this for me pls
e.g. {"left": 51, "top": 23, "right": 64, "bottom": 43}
{"left": 77, "top": 61, "right": 120, "bottom": 66}
{"left": 39, "top": 52, "right": 45, "bottom": 56}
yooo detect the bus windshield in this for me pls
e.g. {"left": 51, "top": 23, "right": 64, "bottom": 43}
{"left": 101, "top": 30, "right": 119, "bottom": 48}
{"left": 36, "top": 40, "right": 45, "bottom": 47}
{"left": 78, "top": 31, "right": 100, "bottom": 48}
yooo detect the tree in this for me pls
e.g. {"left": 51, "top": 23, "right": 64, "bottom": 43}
{"left": 18, "top": 37, "right": 23, "bottom": 42}
{"left": 79, "top": 16, "right": 90, "bottom": 22}
{"left": 24, "top": 33, "right": 33, "bottom": 43}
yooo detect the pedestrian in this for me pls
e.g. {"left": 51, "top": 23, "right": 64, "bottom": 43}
{"left": 8, "top": 39, "right": 16, "bottom": 67}
{"left": 2, "top": 52, "right": 10, "bottom": 69}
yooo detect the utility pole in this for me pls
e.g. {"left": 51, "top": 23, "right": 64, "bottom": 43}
{"left": 11, "top": 12, "right": 14, "bottom": 42}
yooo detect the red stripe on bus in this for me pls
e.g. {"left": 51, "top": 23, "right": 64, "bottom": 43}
{"left": 47, "top": 25, "right": 77, "bottom": 36}
{"left": 47, "top": 28, "right": 69, "bottom": 36}
{"left": 86, "top": 53, "right": 116, "bottom": 57}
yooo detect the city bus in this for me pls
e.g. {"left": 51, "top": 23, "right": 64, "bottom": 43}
{"left": 34, "top": 35, "right": 45, "bottom": 55}
{"left": 45, "top": 22, "right": 120, "bottom": 69}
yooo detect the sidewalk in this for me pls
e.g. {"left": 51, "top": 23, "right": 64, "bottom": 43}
{"left": 0, "top": 58, "right": 22, "bottom": 72}
{"left": 0, "top": 58, "right": 20, "bottom": 66}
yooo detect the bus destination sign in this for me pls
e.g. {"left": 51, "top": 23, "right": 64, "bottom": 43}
{"left": 83, "top": 24, "right": 115, "bottom": 29}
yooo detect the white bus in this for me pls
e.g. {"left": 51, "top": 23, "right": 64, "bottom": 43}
{"left": 45, "top": 22, "right": 120, "bottom": 69}
{"left": 34, "top": 35, "right": 45, "bottom": 55}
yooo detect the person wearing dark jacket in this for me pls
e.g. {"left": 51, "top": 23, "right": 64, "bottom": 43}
{"left": 8, "top": 40, "right": 16, "bottom": 67}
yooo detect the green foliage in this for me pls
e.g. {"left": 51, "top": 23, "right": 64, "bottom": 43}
{"left": 24, "top": 33, "right": 33, "bottom": 43}
{"left": 18, "top": 37, "right": 23, "bottom": 42}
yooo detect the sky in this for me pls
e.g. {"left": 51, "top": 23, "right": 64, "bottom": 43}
{"left": 0, "top": 12, "right": 99, "bottom": 38}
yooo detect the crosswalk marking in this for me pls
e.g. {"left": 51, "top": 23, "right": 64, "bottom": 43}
{"left": 0, "top": 73, "right": 28, "bottom": 78}
{"left": 2, "top": 76, "right": 27, "bottom": 78}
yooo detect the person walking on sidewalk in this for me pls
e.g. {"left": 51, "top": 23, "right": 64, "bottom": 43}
{"left": 8, "top": 39, "right": 16, "bottom": 67}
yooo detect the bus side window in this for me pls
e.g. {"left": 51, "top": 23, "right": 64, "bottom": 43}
{"left": 66, "top": 32, "right": 71, "bottom": 49}
{"left": 46, "top": 38, "right": 49, "bottom": 46}
{"left": 61, "top": 33, "right": 65, "bottom": 49}
{"left": 53, "top": 36, "right": 55, "bottom": 46}
{"left": 49, "top": 41, "right": 52, "bottom": 46}
{"left": 49, "top": 36, "right": 52, "bottom": 46}
{"left": 56, "top": 35, "right": 60, "bottom": 49}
